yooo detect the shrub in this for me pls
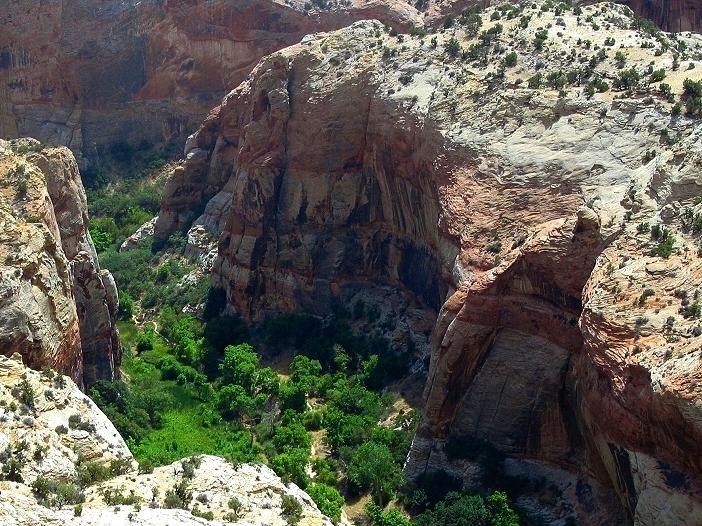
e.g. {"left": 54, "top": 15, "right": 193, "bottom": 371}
{"left": 281, "top": 495, "right": 303, "bottom": 526}
{"left": 181, "top": 458, "right": 196, "bottom": 479}
{"left": 16, "top": 379, "right": 36, "bottom": 410}
{"left": 191, "top": 507, "right": 214, "bottom": 520}
{"left": 650, "top": 69, "right": 666, "bottom": 82}
{"left": 651, "top": 227, "right": 675, "bottom": 258}
{"left": 101, "top": 487, "right": 141, "bottom": 506}
{"left": 534, "top": 29, "right": 548, "bottom": 50}
{"left": 504, "top": 51, "right": 517, "bottom": 67}
{"left": 31, "top": 476, "right": 84, "bottom": 508}
{"left": 527, "top": 73, "right": 542, "bottom": 89}
{"left": 638, "top": 288, "right": 655, "bottom": 305}
{"left": 416, "top": 491, "right": 518, "bottom": 526}
{"left": 1, "top": 458, "right": 23, "bottom": 482}
{"left": 164, "top": 479, "right": 192, "bottom": 509}
{"left": 614, "top": 68, "right": 640, "bottom": 90}
{"left": 228, "top": 497, "right": 243, "bottom": 518}
{"left": 444, "top": 37, "right": 461, "bottom": 58}
{"left": 366, "top": 503, "right": 412, "bottom": 526}
{"left": 307, "top": 483, "right": 344, "bottom": 522}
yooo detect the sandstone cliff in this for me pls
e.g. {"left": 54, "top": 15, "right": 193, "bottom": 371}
{"left": 155, "top": 3, "right": 702, "bottom": 524}
{"left": 0, "top": 0, "right": 422, "bottom": 164}
{"left": 0, "top": 139, "right": 120, "bottom": 386}
{"left": 0, "top": 354, "right": 335, "bottom": 526}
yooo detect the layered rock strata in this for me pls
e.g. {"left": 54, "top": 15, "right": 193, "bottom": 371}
{"left": 0, "top": 0, "right": 422, "bottom": 162}
{"left": 0, "top": 139, "right": 120, "bottom": 386}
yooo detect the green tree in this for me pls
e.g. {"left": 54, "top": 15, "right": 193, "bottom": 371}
{"left": 365, "top": 503, "right": 413, "bottom": 526}
{"left": 347, "top": 442, "right": 402, "bottom": 505}
{"left": 290, "top": 355, "right": 322, "bottom": 394}
{"left": 220, "top": 344, "right": 259, "bottom": 392}
{"left": 118, "top": 292, "right": 134, "bottom": 320}
{"left": 216, "top": 384, "right": 256, "bottom": 420}
{"left": 486, "top": 491, "right": 519, "bottom": 526}
{"left": 272, "top": 448, "right": 310, "bottom": 488}
{"left": 273, "top": 422, "right": 312, "bottom": 452}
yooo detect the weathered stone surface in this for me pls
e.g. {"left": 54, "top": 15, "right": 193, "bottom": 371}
{"left": 156, "top": 4, "right": 702, "bottom": 524}
{"left": 0, "top": 355, "right": 336, "bottom": 526}
{"left": 119, "top": 217, "right": 157, "bottom": 252}
{"left": 0, "top": 353, "right": 132, "bottom": 484}
{"left": 0, "top": 140, "right": 120, "bottom": 386}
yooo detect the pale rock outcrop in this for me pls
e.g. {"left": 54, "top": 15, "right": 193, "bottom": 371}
{"left": 120, "top": 217, "right": 157, "bottom": 252}
{"left": 0, "top": 139, "right": 120, "bottom": 386}
{"left": 77, "top": 457, "right": 334, "bottom": 526}
{"left": 156, "top": 3, "right": 702, "bottom": 524}
{"left": 0, "top": 353, "right": 132, "bottom": 484}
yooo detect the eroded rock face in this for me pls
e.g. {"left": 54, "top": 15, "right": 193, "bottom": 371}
{"left": 0, "top": 0, "right": 422, "bottom": 162}
{"left": 620, "top": 0, "right": 702, "bottom": 33}
{"left": 0, "top": 139, "right": 120, "bottom": 386}
{"left": 156, "top": 4, "right": 702, "bottom": 524}
{"left": 0, "top": 353, "right": 132, "bottom": 485}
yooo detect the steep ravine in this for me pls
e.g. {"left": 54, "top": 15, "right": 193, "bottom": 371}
{"left": 154, "top": 4, "right": 702, "bottom": 524}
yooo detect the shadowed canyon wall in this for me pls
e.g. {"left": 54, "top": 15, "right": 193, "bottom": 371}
{"left": 618, "top": 0, "right": 702, "bottom": 33}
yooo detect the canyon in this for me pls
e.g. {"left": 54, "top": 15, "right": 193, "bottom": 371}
{"left": 1, "top": 0, "right": 702, "bottom": 525}
{"left": 153, "top": 3, "right": 702, "bottom": 524}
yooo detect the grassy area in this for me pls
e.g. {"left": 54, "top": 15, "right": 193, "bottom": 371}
{"left": 131, "top": 409, "right": 254, "bottom": 466}
{"left": 116, "top": 320, "right": 259, "bottom": 467}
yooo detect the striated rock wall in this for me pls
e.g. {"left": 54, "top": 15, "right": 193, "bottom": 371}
{"left": 0, "top": 139, "right": 120, "bottom": 386}
{"left": 156, "top": 3, "right": 702, "bottom": 523}
{"left": 0, "top": 0, "right": 422, "bottom": 162}
{"left": 618, "top": 0, "right": 702, "bottom": 33}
